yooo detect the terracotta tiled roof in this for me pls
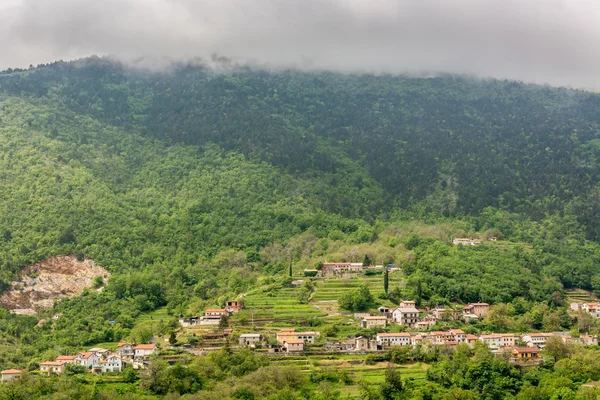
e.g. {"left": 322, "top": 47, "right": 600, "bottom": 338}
{"left": 41, "top": 361, "right": 65, "bottom": 366}
{"left": 135, "top": 344, "right": 156, "bottom": 350}
{"left": 512, "top": 347, "right": 540, "bottom": 353}
{"left": 78, "top": 352, "right": 94, "bottom": 359}
{"left": 1, "top": 369, "right": 22, "bottom": 374}
{"left": 56, "top": 356, "right": 77, "bottom": 361}
{"left": 377, "top": 332, "right": 411, "bottom": 337}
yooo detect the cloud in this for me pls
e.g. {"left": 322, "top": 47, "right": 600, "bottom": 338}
{"left": 1, "top": 0, "right": 600, "bottom": 88}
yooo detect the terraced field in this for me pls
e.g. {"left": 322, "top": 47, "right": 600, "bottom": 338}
{"left": 270, "top": 354, "right": 427, "bottom": 397}
{"left": 565, "top": 289, "right": 597, "bottom": 303}
{"left": 237, "top": 285, "right": 326, "bottom": 320}
{"left": 310, "top": 273, "right": 405, "bottom": 304}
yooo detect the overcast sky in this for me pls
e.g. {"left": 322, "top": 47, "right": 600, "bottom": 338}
{"left": 1, "top": 0, "right": 600, "bottom": 88}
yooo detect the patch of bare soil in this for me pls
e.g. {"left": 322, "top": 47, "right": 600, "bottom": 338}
{"left": 0, "top": 255, "right": 110, "bottom": 314}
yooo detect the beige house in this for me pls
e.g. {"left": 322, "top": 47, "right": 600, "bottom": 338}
{"left": 41, "top": 361, "right": 66, "bottom": 375}
{"left": 276, "top": 329, "right": 320, "bottom": 344}
{"left": 464, "top": 303, "right": 489, "bottom": 317}
{"left": 1, "top": 369, "right": 22, "bottom": 382}
{"left": 361, "top": 316, "right": 387, "bottom": 329}
{"left": 283, "top": 339, "right": 304, "bottom": 352}
{"left": 55, "top": 355, "right": 77, "bottom": 364}
{"left": 239, "top": 334, "right": 262, "bottom": 347}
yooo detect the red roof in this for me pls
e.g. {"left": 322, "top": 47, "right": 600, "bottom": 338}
{"left": 117, "top": 342, "right": 133, "bottom": 347}
{"left": 1, "top": 369, "right": 22, "bottom": 374}
{"left": 78, "top": 352, "right": 94, "bottom": 359}
{"left": 450, "top": 329, "right": 465, "bottom": 334}
{"left": 41, "top": 361, "right": 65, "bottom": 366}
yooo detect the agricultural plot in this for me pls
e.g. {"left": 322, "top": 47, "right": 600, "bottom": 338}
{"left": 270, "top": 354, "right": 427, "bottom": 397}
{"left": 310, "top": 273, "right": 405, "bottom": 304}
{"left": 237, "top": 285, "right": 326, "bottom": 320}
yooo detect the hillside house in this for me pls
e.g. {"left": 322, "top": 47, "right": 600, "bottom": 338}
{"left": 453, "top": 238, "right": 481, "bottom": 246}
{"left": 378, "top": 306, "right": 391, "bottom": 315}
{"left": 376, "top": 332, "right": 411, "bottom": 346}
{"left": 320, "top": 262, "right": 365, "bottom": 277}
{"left": 432, "top": 308, "right": 461, "bottom": 321}
{"left": 134, "top": 344, "right": 158, "bottom": 358}
{"left": 325, "top": 339, "right": 356, "bottom": 351}
{"left": 414, "top": 319, "right": 436, "bottom": 330}
{"left": 75, "top": 352, "right": 99, "bottom": 368}
{"left": 205, "top": 309, "right": 230, "bottom": 317}
{"left": 89, "top": 348, "right": 110, "bottom": 359}
{"left": 392, "top": 300, "right": 420, "bottom": 327}
{"left": 55, "top": 355, "right": 77, "bottom": 364}
{"left": 580, "top": 334, "right": 599, "bottom": 346}
{"left": 465, "top": 334, "right": 478, "bottom": 347}
{"left": 479, "top": 334, "right": 516, "bottom": 350}
{"left": 355, "top": 336, "right": 371, "bottom": 351}
{"left": 522, "top": 333, "right": 552, "bottom": 349}
{"left": 282, "top": 339, "right": 304, "bottom": 352}
{"left": 179, "top": 316, "right": 201, "bottom": 327}
{"left": 40, "top": 361, "right": 66, "bottom": 375}
{"left": 101, "top": 354, "right": 123, "bottom": 373}
{"left": 463, "top": 303, "right": 489, "bottom": 318}
{"left": 276, "top": 329, "right": 320, "bottom": 344}
{"left": 117, "top": 343, "right": 135, "bottom": 358}
{"left": 225, "top": 301, "right": 244, "bottom": 313}
{"left": 361, "top": 316, "right": 387, "bottom": 329}
{"left": 510, "top": 347, "right": 541, "bottom": 364}
{"left": 239, "top": 334, "right": 262, "bottom": 347}
{"left": 1, "top": 369, "right": 22, "bottom": 382}
{"left": 449, "top": 329, "right": 466, "bottom": 343}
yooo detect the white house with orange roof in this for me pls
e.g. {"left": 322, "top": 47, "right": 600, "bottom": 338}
{"left": 117, "top": 343, "right": 135, "bottom": 358}
{"left": 101, "top": 354, "right": 123, "bottom": 373}
{"left": 449, "top": 329, "right": 466, "bottom": 343}
{"left": 134, "top": 343, "right": 158, "bottom": 358}
{"left": 75, "top": 352, "right": 100, "bottom": 368}
{"left": 376, "top": 332, "right": 412, "bottom": 346}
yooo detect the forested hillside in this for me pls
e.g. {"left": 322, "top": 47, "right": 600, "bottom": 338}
{"left": 2, "top": 58, "right": 600, "bottom": 389}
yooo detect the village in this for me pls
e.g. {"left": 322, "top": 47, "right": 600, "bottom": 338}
{"left": 174, "top": 296, "right": 597, "bottom": 368}
{"left": 3, "top": 257, "right": 600, "bottom": 386}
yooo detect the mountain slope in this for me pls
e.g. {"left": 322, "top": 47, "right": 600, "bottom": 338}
{"left": 3, "top": 59, "right": 600, "bottom": 240}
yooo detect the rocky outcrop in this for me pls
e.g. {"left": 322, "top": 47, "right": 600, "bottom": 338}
{"left": 0, "top": 255, "right": 110, "bottom": 315}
